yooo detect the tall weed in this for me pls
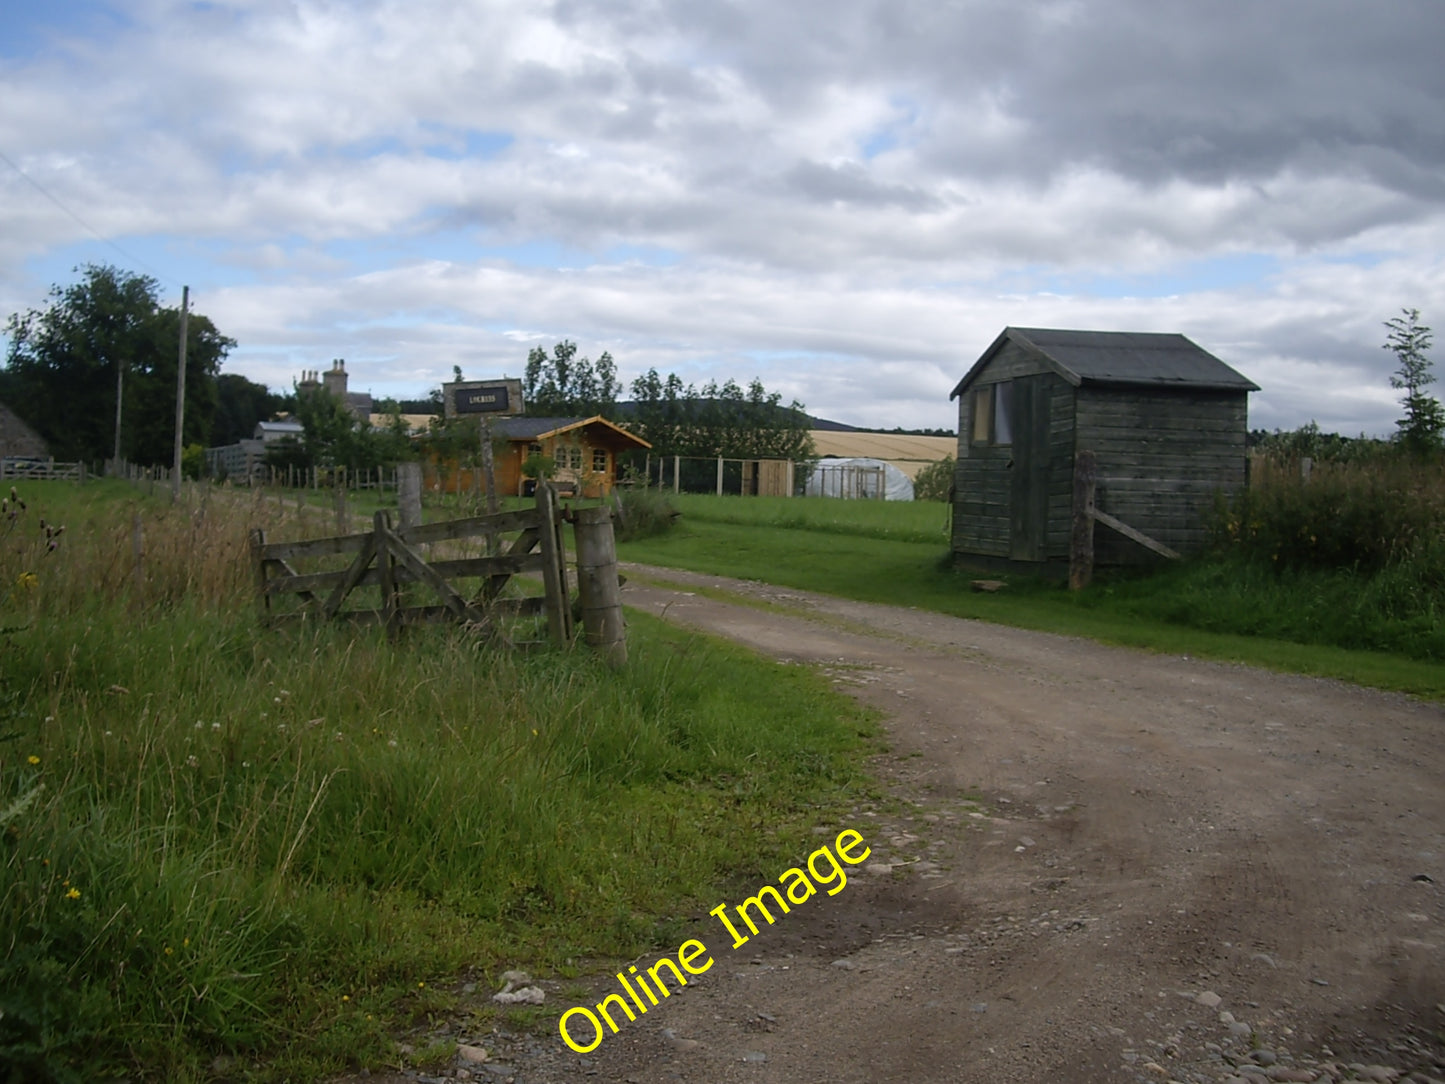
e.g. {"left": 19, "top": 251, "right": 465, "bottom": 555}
{"left": 1217, "top": 454, "right": 1445, "bottom": 574}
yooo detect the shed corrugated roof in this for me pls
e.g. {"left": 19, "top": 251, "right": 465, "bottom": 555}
{"left": 950, "top": 328, "right": 1259, "bottom": 398}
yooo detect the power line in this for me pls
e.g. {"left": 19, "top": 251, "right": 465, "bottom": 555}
{"left": 0, "top": 146, "right": 179, "bottom": 293}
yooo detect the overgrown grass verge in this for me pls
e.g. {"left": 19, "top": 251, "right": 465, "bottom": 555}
{"left": 617, "top": 516, "right": 1445, "bottom": 700}
{"left": 0, "top": 481, "right": 875, "bottom": 1082}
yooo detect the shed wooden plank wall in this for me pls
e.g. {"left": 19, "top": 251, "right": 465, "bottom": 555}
{"left": 1077, "top": 387, "right": 1247, "bottom": 563}
{"left": 1042, "top": 378, "right": 1076, "bottom": 558}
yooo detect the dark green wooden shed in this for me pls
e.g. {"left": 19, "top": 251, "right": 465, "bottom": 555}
{"left": 949, "top": 327, "right": 1258, "bottom": 571}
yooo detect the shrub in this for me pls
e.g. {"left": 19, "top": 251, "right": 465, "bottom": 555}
{"left": 912, "top": 456, "right": 954, "bottom": 502}
{"left": 1216, "top": 454, "right": 1445, "bottom": 574}
{"left": 612, "top": 484, "right": 678, "bottom": 541}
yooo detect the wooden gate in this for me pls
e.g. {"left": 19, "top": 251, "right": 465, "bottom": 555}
{"left": 249, "top": 486, "right": 573, "bottom": 643}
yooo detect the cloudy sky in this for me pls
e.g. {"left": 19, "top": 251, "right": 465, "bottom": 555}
{"left": 2, "top": 0, "right": 1442, "bottom": 434}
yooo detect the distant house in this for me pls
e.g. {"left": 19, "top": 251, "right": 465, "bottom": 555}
{"left": 949, "top": 328, "right": 1258, "bottom": 570}
{"left": 204, "top": 418, "right": 305, "bottom": 480}
{"left": 298, "top": 360, "right": 372, "bottom": 421}
{"left": 254, "top": 420, "right": 304, "bottom": 443}
{"left": 429, "top": 416, "right": 651, "bottom": 498}
{"left": 0, "top": 401, "right": 48, "bottom": 459}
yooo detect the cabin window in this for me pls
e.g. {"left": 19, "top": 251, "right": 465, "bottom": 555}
{"left": 592, "top": 449, "right": 608, "bottom": 473}
{"left": 527, "top": 442, "right": 542, "bottom": 457}
{"left": 561, "top": 445, "right": 582, "bottom": 470}
{"left": 971, "top": 383, "right": 1013, "bottom": 446}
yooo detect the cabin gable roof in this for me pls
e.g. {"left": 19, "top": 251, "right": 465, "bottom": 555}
{"left": 493, "top": 415, "right": 651, "bottom": 450}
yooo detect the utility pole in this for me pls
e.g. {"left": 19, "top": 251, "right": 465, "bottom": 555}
{"left": 171, "top": 286, "right": 190, "bottom": 501}
{"left": 112, "top": 357, "right": 124, "bottom": 474}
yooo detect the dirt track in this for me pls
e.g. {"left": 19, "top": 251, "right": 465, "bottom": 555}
{"left": 353, "top": 565, "right": 1445, "bottom": 1084}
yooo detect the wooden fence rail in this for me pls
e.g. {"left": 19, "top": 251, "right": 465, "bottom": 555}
{"left": 250, "top": 485, "right": 573, "bottom": 643}
{"left": 1, "top": 457, "right": 87, "bottom": 481}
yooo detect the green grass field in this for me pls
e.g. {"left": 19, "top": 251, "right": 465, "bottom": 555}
{"left": 1, "top": 480, "right": 875, "bottom": 1082}
{"left": 616, "top": 494, "right": 1445, "bottom": 700}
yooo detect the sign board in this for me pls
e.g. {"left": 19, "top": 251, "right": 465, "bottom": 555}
{"left": 443, "top": 379, "right": 524, "bottom": 418}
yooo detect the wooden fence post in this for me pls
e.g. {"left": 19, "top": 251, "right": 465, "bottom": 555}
{"left": 1069, "top": 450, "right": 1097, "bottom": 591}
{"left": 397, "top": 462, "right": 423, "bottom": 530}
{"left": 375, "top": 510, "right": 399, "bottom": 637}
{"left": 333, "top": 478, "right": 347, "bottom": 533}
{"left": 535, "top": 483, "right": 572, "bottom": 644}
{"left": 573, "top": 505, "right": 626, "bottom": 666}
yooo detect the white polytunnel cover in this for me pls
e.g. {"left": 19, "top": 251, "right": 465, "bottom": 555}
{"left": 804, "top": 457, "right": 915, "bottom": 501}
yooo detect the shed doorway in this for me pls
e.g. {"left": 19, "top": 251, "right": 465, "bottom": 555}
{"left": 1008, "top": 374, "right": 1052, "bottom": 562}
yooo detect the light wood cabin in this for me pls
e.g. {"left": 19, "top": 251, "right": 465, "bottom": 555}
{"left": 427, "top": 415, "right": 651, "bottom": 498}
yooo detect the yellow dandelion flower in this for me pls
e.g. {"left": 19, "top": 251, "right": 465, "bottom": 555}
{"left": 183, "top": 937, "right": 190, "bottom": 947}
{"left": 417, "top": 981, "right": 425, "bottom": 988}
{"left": 164, "top": 946, "right": 174, "bottom": 956}
{"left": 342, "top": 995, "right": 350, "bottom": 1002}
{"left": 66, "top": 887, "right": 80, "bottom": 899}
{"left": 27, "top": 755, "right": 40, "bottom": 765}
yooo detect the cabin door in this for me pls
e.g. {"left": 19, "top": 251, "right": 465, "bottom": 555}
{"left": 1009, "top": 375, "right": 1051, "bottom": 562}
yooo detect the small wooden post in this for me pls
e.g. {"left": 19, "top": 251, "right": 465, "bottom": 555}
{"left": 479, "top": 417, "right": 499, "bottom": 515}
{"left": 480, "top": 416, "right": 499, "bottom": 554}
{"left": 1069, "top": 450, "right": 1097, "bottom": 591}
{"left": 132, "top": 513, "right": 145, "bottom": 602}
{"left": 716, "top": 456, "right": 724, "bottom": 496}
{"left": 672, "top": 455, "right": 680, "bottom": 494}
{"left": 249, "top": 527, "right": 270, "bottom": 616}
{"left": 573, "top": 504, "right": 626, "bottom": 666}
{"left": 397, "top": 462, "right": 423, "bottom": 530}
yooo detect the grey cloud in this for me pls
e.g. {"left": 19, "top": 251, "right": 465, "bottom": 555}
{"left": 783, "top": 159, "right": 942, "bottom": 211}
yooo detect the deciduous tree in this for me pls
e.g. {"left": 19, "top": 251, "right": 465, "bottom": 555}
{"left": 2, "top": 264, "right": 233, "bottom": 462}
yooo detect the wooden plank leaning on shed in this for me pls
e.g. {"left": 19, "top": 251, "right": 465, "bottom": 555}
{"left": 1069, "top": 449, "right": 1181, "bottom": 590}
